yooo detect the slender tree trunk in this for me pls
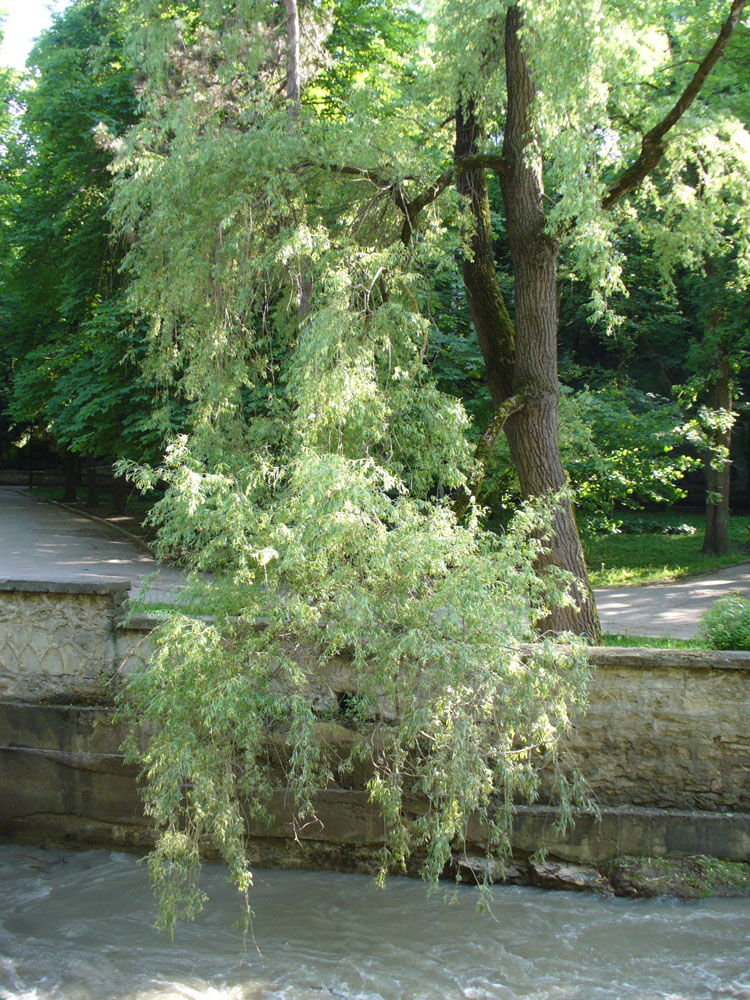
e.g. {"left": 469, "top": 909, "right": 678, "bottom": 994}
{"left": 27, "top": 428, "right": 33, "bottom": 490}
{"left": 702, "top": 358, "right": 733, "bottom": 555}
{"left": 283, "top": 0, "right": 313, "bottom": 320}
{"left": 86, "top": 457, "right": 99, "bottom": 507}
{"left": 284, "top": 0, "right": 301, "bottom": 115}
{"left": 62, "top": 449, "right": 78, "bottom": 502}
{"left": 112, "top": 469, "right": 129, "bottom": 515}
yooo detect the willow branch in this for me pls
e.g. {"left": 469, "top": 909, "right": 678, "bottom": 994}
{"left": 328, "top": 154, "right": 508, "bottom": 245}
{"left": 602, "top": 0, "right": 747, "bottom": 211}
{"left": 453, "top": 394, "right": 526, "bottom": 520}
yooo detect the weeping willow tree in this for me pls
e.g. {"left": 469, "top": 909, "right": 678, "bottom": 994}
{"left": 107, "top": 0, "right": 748, "bottom": 929}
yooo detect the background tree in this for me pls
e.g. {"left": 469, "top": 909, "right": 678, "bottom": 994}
{"left": 0, "top": 0, "right": 166, "bottom": 502}
{"left": 681, "top": 259, "right": 750, "bottom": 555}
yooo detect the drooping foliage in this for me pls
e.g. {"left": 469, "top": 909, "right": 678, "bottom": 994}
{"left": 106, "top": 0, "right": 598, "bottom": 929}
{"left": 108, "top": 0, "right": 750, "bottom": 925}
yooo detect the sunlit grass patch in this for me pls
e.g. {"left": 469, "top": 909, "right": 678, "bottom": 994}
{"left": 599, "top": 633, "right": 700, "bottom": 649}
{"left": 585, "top": 510, "right": 750, "bottom": 587}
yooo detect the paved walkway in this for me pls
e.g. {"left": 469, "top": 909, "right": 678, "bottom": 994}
{"left": 3, "top": 485, "right": 750, "bottom": 634}
{"left": 0, "top": 486, "right": 187, "bottom": 604}
{"left": 594, "top": 566, "right": 750, "bottom": 639}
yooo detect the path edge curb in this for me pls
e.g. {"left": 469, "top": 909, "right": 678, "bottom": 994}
{"left": 29, "top": 490, "right": 158, "bottom": 558}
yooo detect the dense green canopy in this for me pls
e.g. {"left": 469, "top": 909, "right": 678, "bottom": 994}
{"left": 1, "top": 0, "right": 748, "bottom": 926}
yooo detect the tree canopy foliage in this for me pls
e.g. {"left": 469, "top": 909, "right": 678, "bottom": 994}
{"left": 0, "top": 0, "right": 169, "bottom": 476}
{"left": 1, "top": 0, "right": 749, "bottom": 926}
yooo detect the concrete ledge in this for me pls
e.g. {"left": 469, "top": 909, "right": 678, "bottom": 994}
{"left": 120, "top": 613, "right": 168, "bottom": 632}
{"left": 509, "top": 804, "right": 750, "bottom": 864}
{"left": 0, "top": 579, "right": 130, "bottom": 599}
{"left": 588, "top": 646, "right": 750, "bottom": 672}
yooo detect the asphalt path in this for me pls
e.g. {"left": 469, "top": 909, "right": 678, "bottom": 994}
{"left": 2, "top": 485, "right": 749, "bottom": 635}
{"left": 0, "top": 485, "right": 187, "bottom": 604}
{"left": 594, "top": 564, "right": 750, "bottom": 639}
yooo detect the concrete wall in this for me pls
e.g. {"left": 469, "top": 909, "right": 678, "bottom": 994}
{"left": 2, "top": 580, "right": 750, "bottom": 866}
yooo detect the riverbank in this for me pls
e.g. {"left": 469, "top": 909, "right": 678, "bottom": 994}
{"left": 2, "top": 579, "right": 750, "bottom": 890}
{"left": 457, "top": 853, "right": 750, "bottom": 898}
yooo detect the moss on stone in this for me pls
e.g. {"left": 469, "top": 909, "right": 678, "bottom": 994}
{"left": 605, "top": 855, "right": 750, "bottom": 899}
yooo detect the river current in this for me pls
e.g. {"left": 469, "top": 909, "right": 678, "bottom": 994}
{"left": 1, "top": 843, "right": 748, "bottom": 1000}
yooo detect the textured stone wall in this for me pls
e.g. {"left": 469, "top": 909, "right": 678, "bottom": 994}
{"left": 562, "top": 650, "right": 750, "bottom": 812}
{"left": 3, "top": 702, "right": 749, "bottom": 864}
{"left": 2, "top": 581, "right": 750, "bottom": 863}
{"left": 0, "top": 581, "right": 129, "bottom": 702}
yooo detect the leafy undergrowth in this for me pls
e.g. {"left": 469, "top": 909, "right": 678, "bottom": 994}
{"left": 586, "top": 510, "right": 750, "bottom": 587}
{"left": 606, "top": 855, "right": 750, "bottom": 898}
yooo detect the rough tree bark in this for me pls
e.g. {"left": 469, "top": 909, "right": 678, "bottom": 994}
{"left": 454, "top": 9, "right": 601, "bottom": 639}
{"left": 283, "top": 0, "right": 301, "bottom": 115}
{"left": 702, "top": 355, "right": 734, "bottom": 555}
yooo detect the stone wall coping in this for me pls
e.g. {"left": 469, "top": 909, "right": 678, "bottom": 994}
{"left": 119, "top": 611, "right": 213, "bottom": 632}
{"left": 587, "top": 645, "right": 750, "bottom": 671}
{"left": 512, "top": 802, "right": 750, "bottom": 821}
{"left": 114, "top": 618, "right": 750, "bottom": 673}
{"left": 0, "top": 578, "right": 130, "bottom": 598}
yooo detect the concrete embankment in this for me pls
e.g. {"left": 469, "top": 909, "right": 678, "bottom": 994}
{"left": 1, "top": 580, "right": 749, "bottom": 874}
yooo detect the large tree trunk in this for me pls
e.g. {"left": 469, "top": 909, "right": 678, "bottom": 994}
{"left": 500, "top": 6, "right": 599, "bottom": 638}
{"left": 702, "top": 357, "right": 733, "bottom": 555}
{"left": 454, "top": 7, "right": 600, "bottom": 640}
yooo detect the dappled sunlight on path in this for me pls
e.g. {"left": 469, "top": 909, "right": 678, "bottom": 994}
{"left": 0, "top": 486, "right": 188, "bottom": 604}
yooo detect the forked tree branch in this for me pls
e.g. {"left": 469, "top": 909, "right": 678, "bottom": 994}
{"left": 329, "top": 156, "right": 507, "bottom": 245}
{"left": 453, "top": 394, "right": 526, "bottom": 520}
{"left": 603, "top": 0, "right": 747, "bottom": 211}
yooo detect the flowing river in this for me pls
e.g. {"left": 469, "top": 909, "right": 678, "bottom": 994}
{"left": 1, "top": 843, "right": 749, "bottom": 1000}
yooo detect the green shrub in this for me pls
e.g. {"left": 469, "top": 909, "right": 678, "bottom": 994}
{"left": 699, "top": 594, "right": 750, "bottom": 650}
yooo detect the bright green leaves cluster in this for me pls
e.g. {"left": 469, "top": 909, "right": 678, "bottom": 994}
{"left": 559, "top": 384, "right": 699, "bottom": 533}
{"left": 0, "top": 0, "right": 166, "bottom": 466}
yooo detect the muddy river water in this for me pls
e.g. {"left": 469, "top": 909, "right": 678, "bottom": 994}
{"left": 1, "top": 844, "right": 748, "bottom": 1000}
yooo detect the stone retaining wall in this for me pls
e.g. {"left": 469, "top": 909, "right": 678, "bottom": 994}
{"left": 2, "top": 580, "right": 750, "bottom": 866}
{"left": 0, "top": 580, "right": 129, "bottom": 702}
{"left": 564, "top": 648, "right": 750, "bottom": 812}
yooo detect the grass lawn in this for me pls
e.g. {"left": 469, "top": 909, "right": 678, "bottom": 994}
{"left": 600, "top": 633, "right": 701, "bottom": 648}
{"left": 584, "top": 510, "right": 750, "bottom": 588}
